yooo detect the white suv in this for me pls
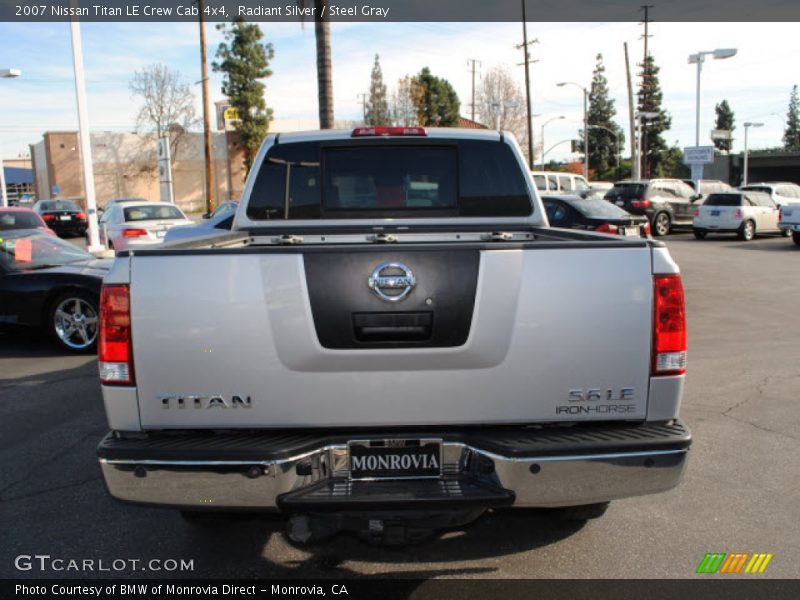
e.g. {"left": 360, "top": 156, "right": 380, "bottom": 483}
{"left": 693, "top": 191, "right": 788, "bottom": 241}
{"left": 532, "top": 171, "right": 591, "bottom": 196}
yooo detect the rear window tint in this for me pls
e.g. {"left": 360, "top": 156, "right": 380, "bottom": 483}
{"left": 39, "top": 201, "right": 80, "bottom": 212}
{"left": 0, "top": 211, "right": 43, "bottom": 229}
{"left": 124, "top": 205, "right": 185, "bottom": 221}
{"left": 325, "top": 147, "right": 457, "bottom": 212}
{"left": 568, "top": 197, "right": 630, "bottom": 218}
{"left": 246, "top": 139, "right": 532, "bottom": 220}
{"left": 605, "top": 183, "right": 646, "bottom": 198}
{"left": 704, "top": 194, "right": 743, "bottom": 207}
{"left": 741, "top": 186, "right": 772, "bottom": 195}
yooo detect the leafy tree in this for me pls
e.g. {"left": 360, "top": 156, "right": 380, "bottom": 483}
{"left": 783, "top": 85, "right": 800, "bottom": 151}
{"left": 365, "top": 54, "right": 390, "bottom": 126}
{"left": 660, "top": 144, "right": 691, "bottom": 179}
{"left": 637, "top": 54, "right": 672, "bottom": 177}
{"left": 713, "top": 99, "right": 735, "bottom": 152}
{"left": 578, "top": 54, "right": 625, "bottom": 180}
{"left": 412, "top": 67, "right": 460, "bottom": 127}
{"left": 129, "top": 63, "right": 197, "bottom": 160}
{"left": 476, "top": 66, "right": 529, "bottom": 160}
{"left": 213, "top": 18, "right": 275, "bottom": 173}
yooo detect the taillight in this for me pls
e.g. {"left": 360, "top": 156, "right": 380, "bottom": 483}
{"left": 631, "top": 199, "right": 651, "bottom": 209}
{"left": 734, "top": 209, "right": 742, "bottom": 219}
{"left": 694, "top": 208, "right": 700, "bottom": 217}
{"left": 351, "top": 126, "right": 426, "bottom": 137}
{"left": 122, "top": 228, "right": 148, "bottom": 238}
{"left": 98, "top": 284, "right": 134, "bottom": 385}
{"left": 595, "top": 223, "right": 619, "bottom": 234}
{"left": 643, "top": 222, "right": 651, "bottom": 235}
{"left": 779, "top": 208, "right": 783, "bottom": 221}
{"left": 77, "top": 212, "right": 86, "bottom": 220}
{"left": 652, "top": 274, "right": 687, "bottom": 376}
{"left": 42, "top": 213, "right": 55, "bottom": 221}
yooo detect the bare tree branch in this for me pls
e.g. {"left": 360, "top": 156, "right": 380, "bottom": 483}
{"left": 129, "top": 63, "right": 198, "bottom": 161}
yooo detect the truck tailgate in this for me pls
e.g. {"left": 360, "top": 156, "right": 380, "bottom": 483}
{"left": 130, "top": 245, "right": 653, "bottom": 429}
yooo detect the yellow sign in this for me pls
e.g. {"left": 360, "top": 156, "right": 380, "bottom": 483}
{"left": 223, "top": 107, "right": 240, "bottom": 121}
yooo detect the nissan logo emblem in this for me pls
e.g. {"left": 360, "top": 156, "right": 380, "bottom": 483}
{"left": 368, "top": 262, "right": 416, "bottom": 302}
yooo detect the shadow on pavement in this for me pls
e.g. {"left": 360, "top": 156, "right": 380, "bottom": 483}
{"left": 163, "top": 507, "right": 586, "bottom": 579}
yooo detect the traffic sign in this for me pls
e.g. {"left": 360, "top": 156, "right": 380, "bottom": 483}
{"left": 683, "top": 146, "right": 715, "bottom": 165}
{"left": 711, "top": 129, "right": 732, "bottom": 140}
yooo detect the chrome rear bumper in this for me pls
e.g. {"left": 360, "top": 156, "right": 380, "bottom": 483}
{"left": 99, "top": 423, "right": 690, "bottom": 510}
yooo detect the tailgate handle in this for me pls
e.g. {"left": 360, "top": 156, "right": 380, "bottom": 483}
{"left": 353, "top": 312, "right": 432, "bottom": 342}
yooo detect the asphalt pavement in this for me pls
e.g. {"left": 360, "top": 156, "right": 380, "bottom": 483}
{"left": 1, "top": 232, "right": 798, "bottom": 580}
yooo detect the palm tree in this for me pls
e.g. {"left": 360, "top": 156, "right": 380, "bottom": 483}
{"left": 299, "top": 1, "right": 334, "bottom": 128}
{"left": 314, "top": 8, "right": 333, "bottom": 128}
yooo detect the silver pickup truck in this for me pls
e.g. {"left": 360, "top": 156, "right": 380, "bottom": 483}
{"left": 96, "top": 127, "right": 690, "bottom": 543}
{"left": 778, "top": 204, "right": 800, "bottom": 246}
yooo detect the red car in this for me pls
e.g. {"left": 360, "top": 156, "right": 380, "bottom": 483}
{"left": 0, "top": 207, "right": 56, "bottom": 236}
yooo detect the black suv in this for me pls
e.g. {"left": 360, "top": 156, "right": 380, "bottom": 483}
{"left": 604, "top": 179, "right": 702, "bottom": 236}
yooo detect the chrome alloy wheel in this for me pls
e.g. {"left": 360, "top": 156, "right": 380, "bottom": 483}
{"left": 53, "top": 296, "right": 98, "bottom": 350}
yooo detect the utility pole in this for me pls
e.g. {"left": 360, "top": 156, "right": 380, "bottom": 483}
{"left": 467, "top": 59, "right": 480, "bottom": 122}
{"left": 518, "top": 0, "right": 536, "bottom": 170}
{"left": 358, "top": 93, "right": 368, "bottom": 123}
{"left": 639, "top": 4, "right": 653, "bottom": 178}
{"left": 624, "top": 42, "right": 636, "bottom": 178}
{"left": 198, "top": 0, "right": 215, "bottom": 215}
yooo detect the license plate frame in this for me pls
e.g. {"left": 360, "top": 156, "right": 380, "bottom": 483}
{"left": 59, "top": 215, "right": 71, "bottom": 221}
{"left": 710, "top": 210, "right": 720, "bottom": 217}
{"left": 347, "top": 438, "right": 443, "bottom": 481}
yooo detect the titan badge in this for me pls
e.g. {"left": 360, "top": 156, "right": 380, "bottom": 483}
{"left": 160, "top": 395, "right": 252, "bottom": 409}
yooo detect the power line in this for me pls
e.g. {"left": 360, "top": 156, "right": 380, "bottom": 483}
{"left": 639, "top": 4, "right": 654, "bottom": 178}
{"left": 516, "top": 0, "right": 539, "bottom": 168}
{"left": 357, "top": 93, "right": 368, "bottom": 123}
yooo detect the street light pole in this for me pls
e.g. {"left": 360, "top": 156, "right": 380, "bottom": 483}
{"left": 540, "top": 115, "right": 565, "bottom": 170}
{"left": 688, "top": 48, "right": 737, "bottom": 184}
{"left": 743, "top": 121, "right": 763, "bottom": 186}
{"left": 557, "top": 82, "right": 589, "bottom": 180}
{"left": 1, "top": 68, "right": 21, "bottom": 208}
{"left": 69, "top": 21, "right": 103, "bottom": 252}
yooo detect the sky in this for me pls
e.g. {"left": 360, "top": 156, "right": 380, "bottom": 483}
{"left": 0, "top": 20, "right": 797, "bottom": 163}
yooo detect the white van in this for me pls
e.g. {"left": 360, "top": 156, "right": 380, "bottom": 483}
{"left": 531, "top": 171, "right": 591, "bottom": 196}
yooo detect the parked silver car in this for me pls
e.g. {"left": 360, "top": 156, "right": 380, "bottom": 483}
{"left": 98, "top": 202, "right": 191, "bottom": 250}
{"left": 693, "top": 191, "right": 787, "bottom": 241}
{"left": 740, "top": 182, "right": 800, "bottom": 208}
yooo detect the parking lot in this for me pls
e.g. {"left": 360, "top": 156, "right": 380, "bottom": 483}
{"left": 1, "top": 232, "right": 798, "bottom": 580}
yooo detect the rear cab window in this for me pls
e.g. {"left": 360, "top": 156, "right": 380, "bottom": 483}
{"left": 246, "top": 139, "right": 533, "bottom": 220}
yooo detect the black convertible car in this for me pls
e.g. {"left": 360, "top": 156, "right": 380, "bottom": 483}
{"left": 542, "top": 194, "right": 651, "bottom": 237}
{"left": 0, "top": 229, "right": 110, "bottom": 352}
